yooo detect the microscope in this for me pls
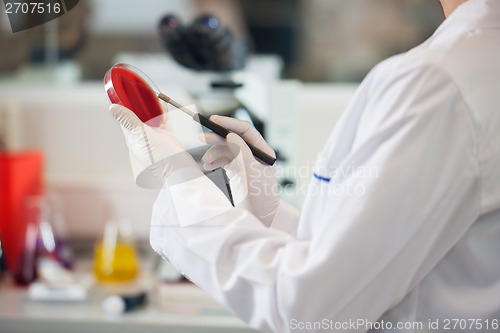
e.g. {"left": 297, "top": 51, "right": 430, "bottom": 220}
{"left": 158, "top": 14, "right": 265, "bottom": 136}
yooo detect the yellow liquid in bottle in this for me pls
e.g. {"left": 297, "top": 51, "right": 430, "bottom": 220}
{"left": 93, "top": 242, "right": 138, "bottom": 283}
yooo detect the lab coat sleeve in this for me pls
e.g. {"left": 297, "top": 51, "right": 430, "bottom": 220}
{"left": 149, "top": 63, "right": 481, "bottom": 332}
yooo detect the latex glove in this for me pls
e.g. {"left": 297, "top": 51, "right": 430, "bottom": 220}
{"left": 201, "top": 115, "right": 279, "bottom": 227}
{"left": 109, "top": 104, "right": 198, "bottom": 188}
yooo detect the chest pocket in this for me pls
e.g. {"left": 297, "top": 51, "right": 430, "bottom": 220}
{"left": 306, "top": 151, "right": 363, "bottom": 211}
{"left": 297, "top": 152, "right": 337, "bottom": 239}
{"left": 313, "top": 152, "right": 335, "bottom": 183}
{"left": 305, "top": 152, "right": 337, "bottom": 211}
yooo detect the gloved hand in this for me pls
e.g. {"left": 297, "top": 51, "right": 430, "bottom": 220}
{"left": 200, "top": 115, "right": 279, "bottom": 227}
{"left": 109, "top": 104, "right": 198, "bottom": 188}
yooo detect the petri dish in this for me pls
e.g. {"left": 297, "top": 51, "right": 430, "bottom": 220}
{"left": 104, "top": 63, "right": 164, "bottom": 127}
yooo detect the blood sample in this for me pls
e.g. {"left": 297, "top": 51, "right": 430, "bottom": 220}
{"left": 104, "top": 63, "right": 164, "bottom": 127}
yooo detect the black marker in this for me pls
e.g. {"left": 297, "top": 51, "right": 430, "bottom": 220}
{"left": 158, "top": 93, "right": 277, "bottom": 166}
{"left": 101, "top": 292, "right": 147, "bottom": 316}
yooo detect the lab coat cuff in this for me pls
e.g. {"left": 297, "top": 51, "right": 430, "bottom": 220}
{"left": 165, "top": 168, "right": 234, "bottom": 227}
{"left": 269, "top": 199, "right": 301, "bottom": 236}
{"left": 134, "top": 150, "right": 198, "bottom": 189}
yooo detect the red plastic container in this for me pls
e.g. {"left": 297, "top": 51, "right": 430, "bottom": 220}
{"left": 0, "top": 151, "right": 44, "bottom": 276}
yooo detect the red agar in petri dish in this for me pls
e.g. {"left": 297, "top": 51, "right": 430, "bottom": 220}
{"left": 104, "top": 63, "right": 164, "bottom": 127}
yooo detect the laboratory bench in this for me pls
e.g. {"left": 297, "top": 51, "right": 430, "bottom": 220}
{"left": 0, "top": 287, "right": 256, "bottom": 333}
{"left": 0, "top": 250, "right": 257, "bottom": 333}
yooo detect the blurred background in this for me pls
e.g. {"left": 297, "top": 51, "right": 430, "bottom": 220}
{"left": 0, "top": 0, "right": 444, "bottom": 82}
{"left": 0, "top": 1, "right": 444, "bottom": 332}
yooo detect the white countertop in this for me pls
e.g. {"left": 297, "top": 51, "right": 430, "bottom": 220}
{"left": 0, "top": 255, "right": 256, "bottom": 333}
{"left": 0, "top": 280, "right": 256, "bottom": 333}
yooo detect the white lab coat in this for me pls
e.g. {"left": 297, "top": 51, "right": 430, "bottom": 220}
{"left": 150, "top": 0, "right": 500, "bottom": 331}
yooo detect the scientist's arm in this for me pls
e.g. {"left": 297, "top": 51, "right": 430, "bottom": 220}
{"left": 115, "top": 64, "right": 479, "bottom": 332}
